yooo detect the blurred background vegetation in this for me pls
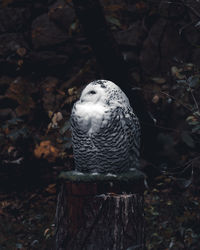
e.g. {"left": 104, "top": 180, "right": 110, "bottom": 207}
{"left": 0, "top": 0, "right": 200, "bottom": 249}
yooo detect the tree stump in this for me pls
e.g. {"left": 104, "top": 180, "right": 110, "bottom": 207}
{"left": 55, "top": 170, "right": 145, "bottom": 250}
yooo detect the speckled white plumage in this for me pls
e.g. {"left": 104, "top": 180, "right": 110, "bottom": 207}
{"left": 70, "top": 80, "right": 140, "bottom": 174}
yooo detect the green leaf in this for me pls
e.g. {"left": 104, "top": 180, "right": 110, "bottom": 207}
{"left": 2, "top": 118, "right": 23, "bottom": 129}
{"left": 7, "top": 127, "right": 29, "bottom": 141}
{"left": 106, "top": 16, "right": 121, "bottom": 28}
{"left": 181, "top": 131, "right": 195, "bottom": 148}
{"left": 186, "top": 115, "right": 199, "bottom": 126}
{"left": 188, "top": 75, "right": 200, "bottom": 88}
{"left": 192, "top": 125, "right": 200, "bottom": 133}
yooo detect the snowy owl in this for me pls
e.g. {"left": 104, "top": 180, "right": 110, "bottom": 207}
{"left": 70, "top": 80, "right": 140, "bottom": 174}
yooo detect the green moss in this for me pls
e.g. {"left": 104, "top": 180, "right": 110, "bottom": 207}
{"left": 59, "top": 169, "right": 145, "bottom": 183}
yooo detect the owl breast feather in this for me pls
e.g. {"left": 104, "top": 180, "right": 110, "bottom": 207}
{"left": 73, "top": 101, "right": 109, "bottom": 135}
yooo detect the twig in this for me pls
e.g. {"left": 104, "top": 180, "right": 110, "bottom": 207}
{"left": 184, "top": 2, "right": 200, "bottom": 19}
{"left": 190, "top": 89, "right": 200, "bottom": 113}
{"left": 179, "top": 21, "right": 196, "bottom": 35}
{"left": 160, "top": 91, "right": 193, "bottom": 112}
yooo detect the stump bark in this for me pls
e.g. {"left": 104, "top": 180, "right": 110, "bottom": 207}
{"left": 55, "top": 170, "right": 145, "bottom": 250}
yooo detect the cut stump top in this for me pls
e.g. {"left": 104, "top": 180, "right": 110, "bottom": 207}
{"left": 59, "top": 169, "right": 145, "bottom": 195}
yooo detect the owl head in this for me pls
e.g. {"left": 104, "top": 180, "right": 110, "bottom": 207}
{"left": 79, "top": 80, "right": 130, "bottom": 107}
{"left": 80, "top": 82, "right": 105, "bottom": 104}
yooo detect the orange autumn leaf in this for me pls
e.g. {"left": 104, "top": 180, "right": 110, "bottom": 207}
{"left": 135, "top": 2, "right": 146, "bottom": 9}
{"left": 2, "top": 0, "right": 13, "bottom": 7}
{"left": 45, "top": 183, "right": 56, "bottom": 194}
{"left": 32, "top": 27, "right": 43, "bottom": 38}
{"left": 34, "top": 140, "right": 59, "bottom": 162}
{"left": 17, "top": 59, "right": 24, "bottom": 67}
{"left": 16, "top": 47, "right": 27, "bottom": 57}
{"left": 105, "top": 4, "right": 124, "bottom": 12}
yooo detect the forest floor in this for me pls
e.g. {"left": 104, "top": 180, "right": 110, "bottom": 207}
{"left": 0, "top": 171, "right": 200, "bottom": 250}
{"left": 0, "top": 180, "right": 56, "bottom": 250}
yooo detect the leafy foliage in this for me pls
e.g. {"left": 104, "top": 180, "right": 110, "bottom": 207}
{"left": 0, "top": 0, "right": 200, "bottom": 249}
{"left": 145, "top": 175, "right": 200, "bottom": 250}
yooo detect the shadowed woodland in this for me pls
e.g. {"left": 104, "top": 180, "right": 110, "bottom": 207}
{"left": 0, "top": 0, "right": 200, "bottom": 249}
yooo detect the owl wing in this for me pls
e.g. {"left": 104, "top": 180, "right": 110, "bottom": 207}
{"left": 98, "top": 106, "right": 140, "bottom": 170}
{"left": 120, "top": 107, "right": 141, "bottom": 168}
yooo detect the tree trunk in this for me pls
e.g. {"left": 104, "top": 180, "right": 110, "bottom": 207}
{"left": 55, "top": 171, "right": 145, "bottom": 250}
{"left": 72, "top": 0, "right": 132, "bottom": 91}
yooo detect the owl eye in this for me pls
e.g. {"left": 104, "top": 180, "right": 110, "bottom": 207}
{"left": 89, "top": 90, "right": 96, "bottom": 95}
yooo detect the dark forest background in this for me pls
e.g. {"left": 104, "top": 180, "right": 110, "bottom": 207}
{"left": 0, "top": 0, "right": 200, "bottom": 249}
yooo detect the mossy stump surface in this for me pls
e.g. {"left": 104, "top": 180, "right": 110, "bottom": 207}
{"left": 55, "top": 170, "right": 145, "bottom": 250}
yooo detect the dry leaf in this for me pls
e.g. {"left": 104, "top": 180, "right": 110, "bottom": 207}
{"left": 56, "top": 89, "right": 65, "bottom": 96}
{"left": 104, "top": 4, "right": 124, "bottom": 12}
{"left": 44, "top": 228, "right": 50, "bottom": 237}
{"left": 16, "top": 48, "right": 27, "bottom": 57}
{"left": 171, "top": 66, "right": 186, "bottom": 79}
{"left": 45, "top": 184, "right": 56, "bottom": 194}
{"left": 68, "top": 87, "right": 77, "bottom": 96}
{"left": 184, "top": 63, "right": 194, "bottom": 71}
{"left": 34, "top": 140, "right": 59, "bottom": 162}
{"left": 136, "top": 1, "right": 147, "bottom": 9}
{"left": 152, "top": 95, "right": 160, "bottom": 104}
{"left": 48, "top": 112, "right": 63, "bottom": 129}
{"left": 2, "top": 0, "right": 13, "bottom": 7}
{"left": 48, "top": 111, "right": 53, "bottom": 118}
{"left": 17, "top": 60, "right": 23, "bottom": 67}
{"left": 151, "top": 77, "right": 166, "bottom": 84}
